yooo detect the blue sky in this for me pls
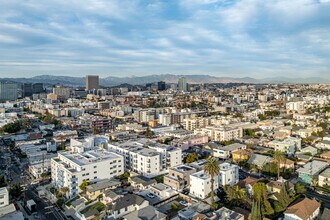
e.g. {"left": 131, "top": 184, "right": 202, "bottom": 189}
{"left": 0, "top": 0, "right": 329, "bottom": 78}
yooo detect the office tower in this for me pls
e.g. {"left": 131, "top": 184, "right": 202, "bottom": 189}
{"left": 178, "top": 77, "right": 188, "bottom": 91}
{"left": 33, "top": 83, "right": 44, "bottom": 93}
{"left": 0, "top": 82, "right": 18, "bottom": 101}
{"left": 158, "top": 81, "right": 166, "bottom": 91}
{"left": 86, "top": 75, "right": 99, "bottom": 91}
{"left": 22, "top": 83, "right": 33, "bottom": 97}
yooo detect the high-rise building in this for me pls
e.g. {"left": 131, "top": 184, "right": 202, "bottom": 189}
{"left": 33, "top": 83, "right": 44, "bottom": 93}
{"left": 0, "top": 82, "right": 18, "bottom": 101}
{"left": 158, "top": 81, "right": 166, "bottom": 91}
{"left": 22, "top": 83, "right": 33, "bottom": 97}
{"left": 178, "top": 77, "right": 188, "bottom": 91}
{"left": 86, "top": 75, "right": 99, "bottom": 91}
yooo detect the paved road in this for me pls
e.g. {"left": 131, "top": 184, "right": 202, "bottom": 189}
{"left": 306, "top": 189, "right": 330, "bottom": 208}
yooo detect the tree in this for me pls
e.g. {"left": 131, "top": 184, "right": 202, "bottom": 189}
{"left": 0, "top": 121, "right": 21, "bottom": 133}
{"left": 59, "top": 187, "right": 69, "bottom": 197}
{"left": 277, "top": 184, "right": 291, "bottom": 209}
{"left": 203, "top": 157, "right": 220, "bottom": 208}
{"left": 185, "top": 153, "right": 198, "bottom": 163}
{"left": 0, "top": 176, "right": 7, "bottom": 187}
{"left": 311, "top": 178, "right": 318, "bottom": 187}
{"left": 10, "top": 184, "right": 22, "bottom": 198}
{"left": 253, "top": 182, "right": 274, "bottom": 216}
{"left": 274, "top": 150, "right": 285, "bottom": 180}
{"left": 79, "top": 180, "right": 92, "bottom": 192}
{"left": 251, "top": 199, "right": 262, "bottom": 220}
{"left": 225, "top": 185, "right": 247, "bottom": 206}
{"left": 295, "top": 182, "right": 306, "bottom": 194}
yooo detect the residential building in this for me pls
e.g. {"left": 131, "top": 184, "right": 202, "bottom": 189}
{"left": 164, "top": 165, "right": 196, "bottom": 191}
{"left": 122, "top": 206, "right": 167, "bottom": 220}
{"left": 219, "top": 162, "right": 239, "bottom": 186}
{"left": 318, "top": 168, "right": 330, "bottom": 187}
{"left": 232, "top": 149, "right": 252, "bottom": 163}
{"left": 53, "top": 86, "right": 71, "bottom": 100}
{"left": 283, "top": 197, "right": 320, "bottom": 220}
{"left": 195, "top": 125, "right": 243, "bottom": 142}
{"left": 297, "top": 160, "right": 328, "bottom": 185}
{"left": 128, "top": 175, "right": 157, "bottom": 190}
{"left": 247, "top": 154, "right": 272, "bottom": 169}
{"left": 0, "top": 187, "right": 9, "bottom": 208}
{"left": 190, "top": 170, "right": 219, "bottom": 199}
{"left": 178, "top": 77, "right": 188, "bottom": 92}
{"left": 107, "top": 194, "right": 149, "bottom": 219}
{"left": 51, "top": 149, "right": 124, "bottom": 198}
{"left": 85, "top": 179, "right": 121, "bottom": 200}
{"left": 208, "top": 143, "right": 246, "bottom": 159}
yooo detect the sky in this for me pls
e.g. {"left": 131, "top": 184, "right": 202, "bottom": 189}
{"left": 0, "top": 0, "right": 330, "bottom": 78}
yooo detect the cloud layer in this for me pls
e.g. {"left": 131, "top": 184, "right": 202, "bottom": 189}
{"left": 0, "top": 0, "right": 329, "bottom": 78}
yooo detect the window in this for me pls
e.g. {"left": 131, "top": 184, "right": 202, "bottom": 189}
{"left": 94, "top": 166, "right": 97, "bottom": 168}
{"left": 94, "top": 171, "right": 97, "bottom": 174}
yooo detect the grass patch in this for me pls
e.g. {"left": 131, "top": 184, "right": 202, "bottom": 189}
{"left": 81, "top": 202, "right": 106, "bottom": 214}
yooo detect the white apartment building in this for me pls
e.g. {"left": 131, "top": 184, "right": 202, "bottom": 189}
{"left": 0, "top": 187, "right": 9, "bottom": 207}
{"left": 268, "top": 137, "right": 301, "bottom": 155}
{"left": 219, "top": 163, "right": 239, "bottom": 186}
{"left": 51, "top": 149, "right": 124, "bottom": 198}
{"left": 318, "top": 168, "right": 330, "bottom": 187}
{"left": 108, "top": 140, "right": 182, "bottom": 176}
{"left": 190, "top": 170, "right": 219, "bottom": 199}
{"left": 108, "top": 142, "right": 161, "bottom": 176}
{"left": 158, "top": 114, "right": 172, "bottom": 126}
{"left": 195, "top": 125, "right": 243, "bottom": 142}
{"left": 286, "top": 101, "right": 305, "bottom": 112}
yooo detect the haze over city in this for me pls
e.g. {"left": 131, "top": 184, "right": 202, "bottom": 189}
{"left": 1, "top": 0, "right": 330, "bottom": 78}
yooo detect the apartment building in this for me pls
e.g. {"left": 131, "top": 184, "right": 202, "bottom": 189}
{"left": 0, "top": 187, "right": 9, "bottom": 208}
{"left": 195, "top": 125, "right": 243, "bottom": 142}
{"left": 51, "top": 149, "right": 124, "bottom": 198}
{"left": 108, "top": 140, "right": 182, "bottom": 176}
{"left": 219, "top": 162, "right": 239, "bottom": 186}
{"left": 286, "top": 101, "right": 305, "bottom": 112}
{"left": 163, "top": 165, "right": 196, "bottom": 191}
{"left": 268, "top": 137, "right": 301, "bottom": 155}
{"left": 297, "top": 160, "right": 328, "bottom": 185}
{"left": 108, "top": 142, "right": 162, "bottom": 176}
{"left": 183, "top": 117, "right": 211, "bottom": 131}
{"left": 189, "top": 170, "right": 219, "bottom": 199}
{"left": 207, "top": 143, "right": 247, "bottom": 159}
{"left": 318, "top": 168, "right": 330, "bottom": 187}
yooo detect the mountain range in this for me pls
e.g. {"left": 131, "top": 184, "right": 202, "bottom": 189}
{"left": 0, "top": 74, "right": 328, "bottom": 86}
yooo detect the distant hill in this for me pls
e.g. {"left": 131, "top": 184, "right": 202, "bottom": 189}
{"left": 0, "top": 74, "right": 328, "bottom": 86}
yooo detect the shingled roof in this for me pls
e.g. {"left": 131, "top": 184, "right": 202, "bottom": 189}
{"left": 285, "top": 197, "right": 320, "bottom": 220}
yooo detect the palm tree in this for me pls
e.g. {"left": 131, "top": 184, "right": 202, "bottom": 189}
{"left": 274, "top": 150, "right": 285, "bottom": 180}
{"left": 203, "top": 157, "right": 220, "bottom": 207}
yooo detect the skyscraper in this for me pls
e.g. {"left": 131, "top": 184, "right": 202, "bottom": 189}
{"left": 86, "top": 75, "right": 99, "bottom": 91}
{"left": 0, "top": 82, "right": 18, "bottom": 101}
{"left": 158, "top": 81, "right": 166, "bottom": 91}
{"left": 178, "top": 77, "right": 188, "bottom": 92}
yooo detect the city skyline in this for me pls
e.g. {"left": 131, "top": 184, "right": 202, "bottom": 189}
{"left": 0, "top": 0, "right": 330, "bottom": 78}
